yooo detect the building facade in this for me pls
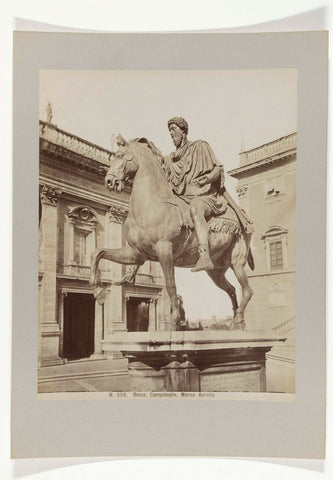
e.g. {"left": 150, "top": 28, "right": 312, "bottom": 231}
{"left": 228, "top": 132, "right": 297, "bottom": 392}
{"left": 38, "top": 121, "right": 168, "bottom": 391}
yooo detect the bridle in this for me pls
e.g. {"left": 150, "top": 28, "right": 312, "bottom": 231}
{"left": 105, "top": 136, "right": 159, "bottom": 192}
{"left": 105, "top": 147, "right": 137, "bottom": 192}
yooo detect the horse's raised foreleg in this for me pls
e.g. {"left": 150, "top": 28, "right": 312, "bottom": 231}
{"left": 231, "top": 238, "right": 253, "bottom": 328}
{"left": 155, "top": 241, "right": 180, "bottom": 331}
{"left": 90, "top": 246, "right": 143, "bottom": 302}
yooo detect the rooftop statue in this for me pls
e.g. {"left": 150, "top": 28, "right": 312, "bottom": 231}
{"left": 46, "top": 102, "right": 53, "bottom": 123}
{"left": 90, "top": 119, "right": 254, "bottom": 331}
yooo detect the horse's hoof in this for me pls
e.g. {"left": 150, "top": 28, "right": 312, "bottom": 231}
{"left": 234, "top": 321, "right": 245, "bottom": 331}
{"left": 226, "top": 319, "right": 234, "bottom": 330}
{"left": 94, "top": 286, "right": 108, "bottom": 305}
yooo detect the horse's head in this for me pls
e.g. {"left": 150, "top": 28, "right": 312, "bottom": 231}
{"left": 105, "top": 134, "right": 165, "bottom": 193}
{"left": 105, "top": 134, "right": 138, "bottom": 193}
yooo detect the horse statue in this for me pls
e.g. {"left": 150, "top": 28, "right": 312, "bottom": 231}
{"left": 90, "top": 135, "right": 254, "bottom": 330}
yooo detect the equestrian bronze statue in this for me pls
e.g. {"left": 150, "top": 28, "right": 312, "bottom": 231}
{"left": 90, "top": 123, "right": 254, "bottom": 331}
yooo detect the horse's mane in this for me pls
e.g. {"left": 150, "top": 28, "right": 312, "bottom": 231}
{"left": 131, "top": 137, "right": 171, "bottom": 183}
{"left": 132, "top": 137, "right": 165, "bottom": 164}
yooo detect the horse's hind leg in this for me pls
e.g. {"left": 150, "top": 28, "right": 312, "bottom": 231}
{"left": 207, "top": 268, "right": 238, "bottom": 319}
{"left": 231, "top": 238, "right": 253, "bottom": 327}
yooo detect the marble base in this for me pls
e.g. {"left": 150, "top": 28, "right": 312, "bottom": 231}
{"left": 103, "top": 331, "right": 286, "bottom": 392}
{"left": 128, "top": 361, "right": 168, "bottom": 392}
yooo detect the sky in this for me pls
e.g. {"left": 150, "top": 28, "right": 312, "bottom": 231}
{"left": 39, "top": 69, "right": 297, "bottom": 320}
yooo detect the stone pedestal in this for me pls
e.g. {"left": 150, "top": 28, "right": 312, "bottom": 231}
{"left": 103, "top": 331, "right": 286, "bottom": 392}
{"left": 127, "top": 361, "right": 168, "bottom": 391}
{"left": 163, "top": 359, "right": 199, "bottom": 392}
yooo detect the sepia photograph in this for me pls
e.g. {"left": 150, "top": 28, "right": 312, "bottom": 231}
{"left": 38, "top": 68, "right": 297, "bottom": 397}
{"left": 12, "top": 29, "right": 327, "bottom": 460}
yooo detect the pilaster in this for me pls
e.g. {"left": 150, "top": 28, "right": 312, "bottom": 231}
{"left": 103, "top": 286, "right": 125, "bottom": 335}
{"left": 104, "top": 204, "right": 127, "bottom": 282}
{"left": 148, "top": 297, "right": 158, "bottom": 332}
{"left": 39, "top": 184, "right": 63, "bottom": 365}
{"left": 94, "top": 301, "right": 104, "bottom": 355}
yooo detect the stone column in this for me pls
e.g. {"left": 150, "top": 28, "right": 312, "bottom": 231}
{"left": 103, "top": 205, "right": 127, "bottom": 335}
{"left": 148, "top": 298, "right": 158, "bottom": 332}
{"left": 156, "top": 293, "right": 163, "bottom": 331}
{"left": 38, "top": 274, "right": 43, "bottom": 368}
{"left": 93, "top": 301, "right": 104, "bottom": 356}
{"left": 57, "top": 290, "right": 66, "bottom": 359}
{"left": 158, "top": 289, "right": 171, "bottom": 331}
{"left": 39, "top": 184, "right": 63, "bottom": 365}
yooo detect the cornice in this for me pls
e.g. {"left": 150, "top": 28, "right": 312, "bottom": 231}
{"left": 228, "top": 150, "right": 296, "bottom": 179}
{"left": 39, "top": 175, "right": 129, "bottom": 210}
{"left": 239, "top": 132, "right": 297, "bottom": 164}
{"left": 39, "top": 121, "right": 132, "bottom": 195}
{"left": 40, "top": 140, "right": 108, "bottom": 181}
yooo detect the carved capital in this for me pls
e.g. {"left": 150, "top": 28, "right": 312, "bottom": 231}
{"left": 236, "top": 185, "right": 248, "bottom": 198}
{"left": 108, "top": 205, "right": 128, "bottom": 224}
{"left": 40, "top": 185, "right": 62, "bottom": 205}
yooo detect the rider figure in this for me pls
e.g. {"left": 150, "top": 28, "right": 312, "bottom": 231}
{"left": 164, "top": 117, "right": 227, "bottom": 272}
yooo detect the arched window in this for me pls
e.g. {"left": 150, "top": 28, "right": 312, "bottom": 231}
{"left": 261, "top": 226, "right": 288, "bottom": 272}
{"left": 67, "top": 206, "right": 98, "bottom": 266}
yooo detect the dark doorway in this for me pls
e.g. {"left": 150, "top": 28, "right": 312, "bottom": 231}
{"left": 126, "top": 297, "right": 150, "bottom": 332}
{"left": 63, "top": 293, "right": 95, "bottom": 360}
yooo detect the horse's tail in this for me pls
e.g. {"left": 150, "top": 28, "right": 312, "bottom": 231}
{"left": 247, "top": 248, "right": 255, "bottom": 271}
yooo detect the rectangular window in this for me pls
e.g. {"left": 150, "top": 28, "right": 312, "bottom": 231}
{"left": 270, "top": 241, "right": 283, "bottom": 270}
{"left": 74, "top": 230, "right": 87, "bottom": 265}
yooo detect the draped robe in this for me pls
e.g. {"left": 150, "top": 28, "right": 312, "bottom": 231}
{"left": 163, "top": 140, "right": 227, "bottom": 215}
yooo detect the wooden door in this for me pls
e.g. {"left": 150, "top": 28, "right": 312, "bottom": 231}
{"left": 63, "top": 293, "right": 95, "bottom": 360}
